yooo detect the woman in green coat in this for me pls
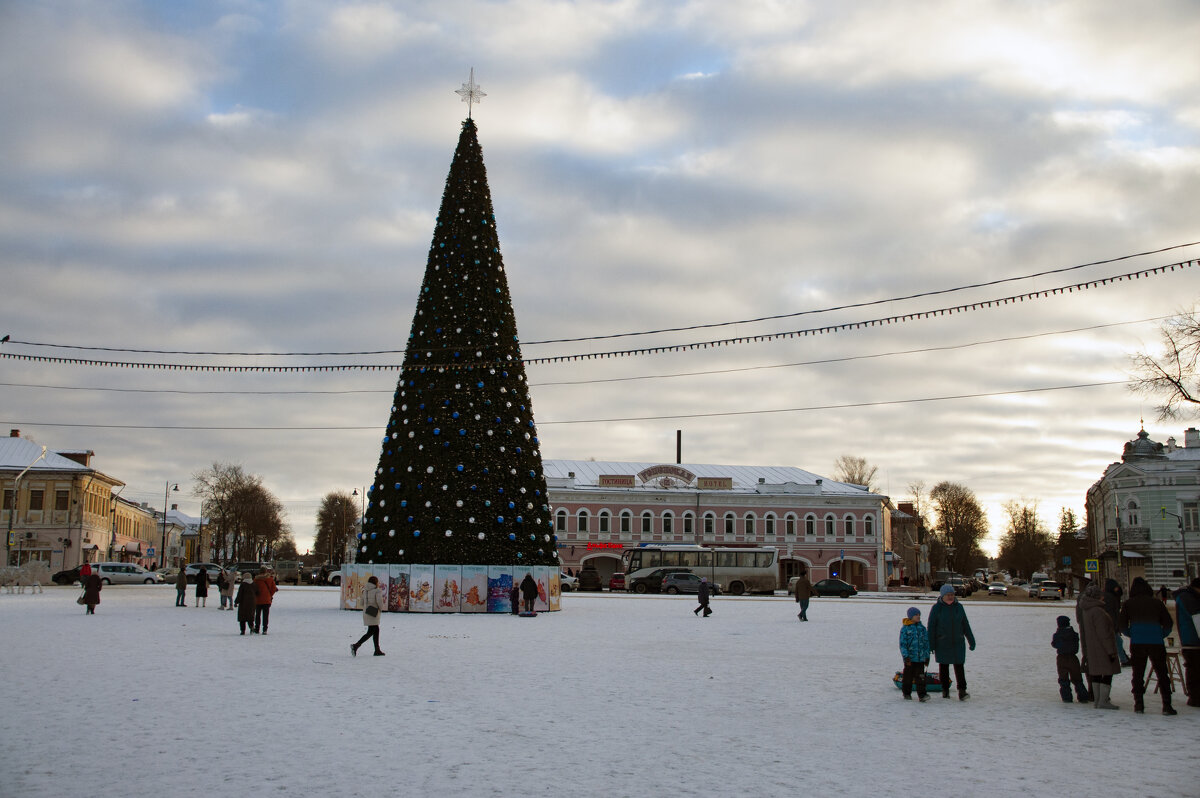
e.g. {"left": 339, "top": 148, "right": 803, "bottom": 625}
{"left": 927, "top": 583, "right": 976, "bottom": 700}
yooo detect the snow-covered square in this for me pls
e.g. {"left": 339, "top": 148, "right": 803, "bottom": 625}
{"left": 1, "top": 587, "right": 1192, "bottom": 797}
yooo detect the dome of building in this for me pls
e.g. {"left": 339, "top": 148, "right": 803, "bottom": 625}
{"left": 1122, "top": 428, "right": 1166, "bottom": 462}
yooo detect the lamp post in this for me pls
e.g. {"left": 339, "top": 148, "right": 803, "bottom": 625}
{"left": 160, "top": 483, "right": 178, "bottom": 569}
{"left": 5, "top": 445, "right": 47, "bottom": 566}
{"left": 1160, "top": 507, "right": 1192, "bottom": 582}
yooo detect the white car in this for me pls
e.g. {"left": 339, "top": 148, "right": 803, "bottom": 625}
{"left": 89, "top": 562, "right": 164, "bottom": 585}
{"left": 1038, "top": 581, "right": 1063, "bottom": 600}
{"left": 559, "top": 572, "right": 578, "bottom": 591}
{"left": 987, "top": 582, "right": 1008, "bottom": 596}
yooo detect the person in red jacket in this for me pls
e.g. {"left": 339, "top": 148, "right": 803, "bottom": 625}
{"left": 253, "top": 567, "right": 278, "bottom": 634}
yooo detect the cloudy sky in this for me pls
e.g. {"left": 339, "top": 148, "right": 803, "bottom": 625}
{"left": 4, "top": 0, "right": 1200, "bottom": 556}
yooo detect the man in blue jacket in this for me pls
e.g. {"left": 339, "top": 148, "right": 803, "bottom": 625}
{"left": 1174, "top": 576, "right": 1200, "bottom": 707}
{"left": 1118, "top": 576, "right": 1175, "bottom": 715}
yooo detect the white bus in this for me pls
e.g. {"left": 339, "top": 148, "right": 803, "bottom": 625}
{"left": 621, "top": 545, "right": 778, "bottom": 595}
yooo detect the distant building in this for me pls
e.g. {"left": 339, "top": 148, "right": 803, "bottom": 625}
{"left": 545, "top": 460, "right": 894, "bottom": 591}
{"left": 1085, "top": 426, "right": 1200, "bottom": 588}
{"left": 1, "top": 429, "right": 157, "bottom": 571}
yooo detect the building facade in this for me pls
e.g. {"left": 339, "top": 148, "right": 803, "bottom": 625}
{"left": 2, "top": 430, "right": 160, "bottom": 571}
{"left": 545, "top": 460, "right": 894, "bottom": 591}
{"left": 1085, "top": 426, "right": 1200, "bottom": 589}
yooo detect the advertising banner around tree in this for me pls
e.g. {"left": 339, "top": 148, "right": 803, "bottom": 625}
{"left": 409, "top": 565, "right": 434, "bottom": 612}
{"left": 488, "top": 566, "right": 513, "bottom": 613}
{"left": 547, "top": 567, "right": 561, "bottom": 611}
{"left": 461, "top": 565, "right": 487, "bottom": 612}
{"left": 434, "top": 565, "right": 462, "bottom": 612}
{"left": 388, "top": 564, "right": 410, "bottom": 612}
{"left": 513, "top": 564, "right": 534, "bottom": 612}
{"left": 341, "top": 564, "right": 364, "bottom": 609}
{"left": 534, "top": 565, "right": 550, "bottom": 612}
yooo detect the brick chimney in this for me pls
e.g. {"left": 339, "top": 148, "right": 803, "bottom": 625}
{"left": 1187, "top": 428, "right": 1200, "bottom": 448}
{"left": 9, "top": 429, "right": 19, "bottom": 437}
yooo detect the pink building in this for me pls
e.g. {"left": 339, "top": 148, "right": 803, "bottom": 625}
{"left": 545, "top": 460, "right": 894, "bottom": 591}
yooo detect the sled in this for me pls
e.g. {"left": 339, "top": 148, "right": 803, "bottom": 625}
{"left": 892, "top": 670, "right": 946, "bottom": 691}
{"left": 518, "top": 610, "right": 538, "bottom": 618}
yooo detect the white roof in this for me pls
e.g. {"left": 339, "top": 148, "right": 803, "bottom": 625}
{"left": 0, "top": 437, "right": 94, "bottom": 473}
{"left": 542, "top": 459, "right": 881, "bottom": 497}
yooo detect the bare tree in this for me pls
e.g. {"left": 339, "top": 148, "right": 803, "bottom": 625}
{"left": 930, "top": 481, "right": 988, "bottom": 573}
{"left": 996, "top": 500, "right": 1054, "bottom": 578}
{"left": 314, "top": 491, "right": 358, "bottom": 567}
{"left": 193, "top": 462, "right": 288, "bottom": 562}
{"left": 833, "top": 455, "right": 878, "bottom": 491}
{"left": 1130, "top": 308, "right": 1200, "bottom": 419}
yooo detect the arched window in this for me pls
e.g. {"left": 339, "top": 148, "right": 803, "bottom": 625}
{"left": 683, "top": 512, "right": 695, "bottom": 536}
{"left": 598, "top": 510, "right": 610, "bottom": 534}
{"left": 555, "top": 509, "right": 567, "bottom": 533}
{"left": 824, "top": 514, "right": 835, "bottom": 538}
{"left": 765, "top": 513, "right": 777, "bottom": 538}
{"left": 843, "top": 515, "right": 855, "bottom": 539}
{"left": 805, "top": 514, "right": 816, "bottom": 537}
{"left": 865, "top": 515, "right": 875, "bottom": 537}
{"left": 703, "top": 512, "right": 716, "bottom": 539}
{"left": 641, "top": 511, "right": 653, "bottom": 535}
{"left": 724, "top": 512, "right": 736, "bottom": 538}
{"left": 620, "top": 510, "right": 632, "bottom": 534}
{"left": 785, "top": 514, "right": 796, "bottom": 537}
{"left": 576, "top": 510, "right": 589, "bottom": 534}
{"left": 662, "top": 512, "right": 674, "bottom": 536}
{"left": 1126, "top": 500, "right": 1140, "bottom": 528}
{"left": 743, "top": 513, "right": 756, "bottom": 537}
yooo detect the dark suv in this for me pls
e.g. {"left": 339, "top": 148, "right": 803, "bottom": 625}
{"left": 629, "top": 567, "right": 693, "bottom": 594}
{"left": 661, "top": 572, "right": 720, "bottom": 595}
{"left": 576, "top": 568, "right": 604, "bottom": 591}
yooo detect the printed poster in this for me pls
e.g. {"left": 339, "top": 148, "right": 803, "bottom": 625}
{"left": 434, "top": 565, "right": 463, "bottom": 613}
{"left": 460, "top": 565, "right": 488, "bottom": 613}
{"left": 534, "top": 565, "right": 550, "bottom": 612}
{"left": 341, "top": 564, "right": 366, "bottom": 609}
{"left": 363, "top": 566, "right": 390, "bottom": 613}
{"left": 547, "top": 567, "right": 561, "bottom": 612}
{"left": 387, "top": 564, "right": 410, "bottom": 613}
{"left": 408, "top": 564, "right": 434, "bottom": 612}
{"left": 487, "top": 566, "right": 513, "bottom": 613}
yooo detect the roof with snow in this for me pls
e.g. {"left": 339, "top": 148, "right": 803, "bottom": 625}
{"left": 0, "top": 436, "right": 95, "bottom": 473}
{"left": 542, "top": 459, "right": 882, "bottom": 498}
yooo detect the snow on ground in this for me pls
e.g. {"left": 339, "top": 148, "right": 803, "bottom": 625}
{"left": 1, "top": 586, "right": 1193, "bottom": 797}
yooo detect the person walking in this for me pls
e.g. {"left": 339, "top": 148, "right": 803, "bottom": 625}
{"left": 1051, "top": 615, "right": 1090, "bottom": 703}
{"left": 694, "top": 577, "right": 712, "bottom": 617}
{"left": 194, "top": 566, "right": 209, "bottom": 608}
{"left": 217, "top": 569, "right": 233, "bottom": 610}
{"left": 175, "top": 566, "right": 188, "bottom": 607}
{"left": 1118, "top": 576, "right": 1177, "bottom": 715}
{"left": 793, "top": 570, "right": 814, "bottom": 622}
{"left": 234, "top": 573, "right": 257, "bottom": 635}
{"left": 1079, "top": 582, "right": 1121, "bottom": 709}
{"left": 351, "top": 575, "right": 385, "bottom": 657}
{"left": 899, "top": 607, "right": 930, "bottom": 701}
{"left": 82, "top": 568, "right": 102, "bottom": 615}
{"left": 1104, "top": 578, "right": 1130, "bottom": 666}
{"left": 1174, "top": 577, "right": 1200, "bottom": 706}
{"left": 520, "top": 571, "right": 538, "bottom": 613}
{"left": 509, "top": 583, "right": 520, "bottom": 615}
{"left": 927, "top": 583, "right": 976, "bottom": 700}
{"left": 253, "top": 566, "right": 278, "bottom": 634}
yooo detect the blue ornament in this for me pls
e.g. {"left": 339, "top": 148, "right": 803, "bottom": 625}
{"left": 508, "top": 533, "right": 516, "bottom": 540}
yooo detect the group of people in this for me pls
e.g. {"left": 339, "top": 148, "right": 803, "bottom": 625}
{"left": 172, "top": 564, "right": 278, "bottom": 634}
{"left": 897, "top": 582, "right": 976, "bottom": 701}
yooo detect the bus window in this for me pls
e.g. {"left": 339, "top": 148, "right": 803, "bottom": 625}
{"left": 737, "top": 552, "right": 756, "bottom": 568}
{"left": 697, "top": 551, "right": 712, "bottom": 567}
{"left": 644, "top": 551, "right": 661, "bottom": 568}
{"left": 716, "top": 551, "right": 738, "bottom": 568}
{"left": 627, "top": 552, "right": 642, "bottom": 572}
{"left": 755, "top": 552, "right": 775, "bottom": 567}
{"left": 681, "top": 551, "right": 699, "bottom": 567}
{"left": 662, "top": 551, "right": 681, "bottom": 566}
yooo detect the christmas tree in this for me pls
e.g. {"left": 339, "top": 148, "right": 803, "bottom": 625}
{"left": 359, "top": 116, "right": 558, "bottom": 569}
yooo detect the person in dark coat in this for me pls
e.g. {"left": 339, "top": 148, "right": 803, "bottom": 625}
{"left": 793, "top": 570, "right": 814, "bottom": 621}
{"left": 1051, "top": 615, "right": 1090, "bottom": 703}
{"left": 82, "top": 571, "right": 102, "bottom": 615}
{"left": 175, "top": 566, "right": 188, "bottom": 607}
{"left": 1174, "top": 577, "right": 1200, "bottom": 706}
{"left": 927, "top": 583, "right": 975, "bottom": 700}
{"left": 194, "top": 567, "right": 209, "bottom": 608}
{"left": 694, "top": 577, "right": 712, "bottom": 617}
{"left": 520, "top": 572, "right": 538, "bottom": 613}
{"left": 234, "top": 573, "right": 257, "bottom": 635}
{"left": 509, "top": 583, "right": 520, "bottom": 615}
{"left": 1118, "top": 576, "right": 1176, "bottom": 715}
{"left": 1103, "top": 578, "right": 1130, "bottom": 665}
{"left": 1079, "top": 582, "right": 1121, "bottom": 709}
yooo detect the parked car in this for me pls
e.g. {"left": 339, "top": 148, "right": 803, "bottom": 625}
{"left": 947, "top": 577, "right": 971, "bottom": 598}
{"left": 608, "top": 572, "right": 626, "bottom": 592}
{"left": 559, "top": 572, "right": 578, "bottom": 591}
{"left": 51, "top": 566, "right": 84, "bottom": 585}
{"left": 272, "top": 560, "right": 301, "bottom": 585}
{"left": 576, "top": 568, "right": 603, "bottom": 592}
{"left": 184, "top": 562, "right": 226, "bottom": 584}
{"left": 628, "top": 567, "right": 692, "bottom": 594}
{"left": 1037, "top": 581, "right": 1063, "bottom": 600}
{"left": 987, "top": 582, "right": 1008, "bottom": 596}
{"left": 812, "top": 578, "right": 858, "bottom": 598}
{"left": 229, "top": 562, "right": 268, "bottom": 578}
{"left": 89, "top": 562, "right": 164, "bottom": 585}
{"left": 661, "top": 572, "right": 721, "bottom": 595}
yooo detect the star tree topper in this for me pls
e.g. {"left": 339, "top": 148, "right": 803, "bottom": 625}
{"left": 455, "top": 68, "right": 486, "bottom": 118}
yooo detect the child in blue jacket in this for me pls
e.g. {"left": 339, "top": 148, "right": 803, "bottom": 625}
{"left": 1051, "top": 615, "right": 1091, "bottom": 703}
{"left": 899, "top": 607, "right": 931, "bottom": 701}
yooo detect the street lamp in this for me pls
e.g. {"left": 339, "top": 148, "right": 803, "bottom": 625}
{"left": 6, "top": 445, "right": 47, "bottom": 566}
{"left": 1160, "top": 507, "right": 1192, "bottom": 582}
{"left": 160, "top": 483, "right": 178, "bottom": 569}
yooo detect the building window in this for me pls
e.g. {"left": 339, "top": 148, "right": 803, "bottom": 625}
{"left": 703, "top": 513, "right": 715, "bottom": 539}
{"left": 824, "top": 514, "right": 835, "bottom": 538}
{"left": 55, "top": 490, "right": 70, "bottom": 512}
{"left": 2, "top": 490, "right": 12, "bottom": 511}
{"left": 1125, "top": 500, "right": 1140, "bottom": 528}
{"left": 641, "top": 511, "right": 653, "bottom": 535}
{"left": 683, "top": 513, "right": 694, "bottom": 536}
{"left": 805, "top": 514, "right": 816, "bottom": 537}
{"left": 1183, "top": 503, "right": 1199, "bottom": 531}
{"left": 620, "top": 510, "right": 632, "bottom": 534}
{"left": 28, "top": 490, "right": 43, "bottom": 512}
{"left": 577, "top": 510, "right": 589, "bottom": 534}
{"left": 765, "top": 514, "right": 776, "bottom": 538}
{"left": 843, "top": 515, "right": 854, "bottom": 539}
{"left": 598, "top": 510, "right": 610, "bottom": 534}
{"left": 785, "top": 515, "right": 796, "bottom": 537}
{"left": 662, "top": 513, "right": 674, "bottom": 536}
{"left": 724, "top": 513, "right": 735, "bottom": 538}
{"left": 744, "top": 514, "right": 755, "bottom": 537}
{"left": 555, "top": 509, "right": 567, "bottom": 532}
{"left": 865, "top": 516, "right": 875, "bottom": 537}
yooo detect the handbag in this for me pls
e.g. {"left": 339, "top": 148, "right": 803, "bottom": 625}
{"left": 365, "top": 604, "right": 379, "bottom": 617}
{"left": 76, "top": 593, "right": 86, "bottom": 605}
